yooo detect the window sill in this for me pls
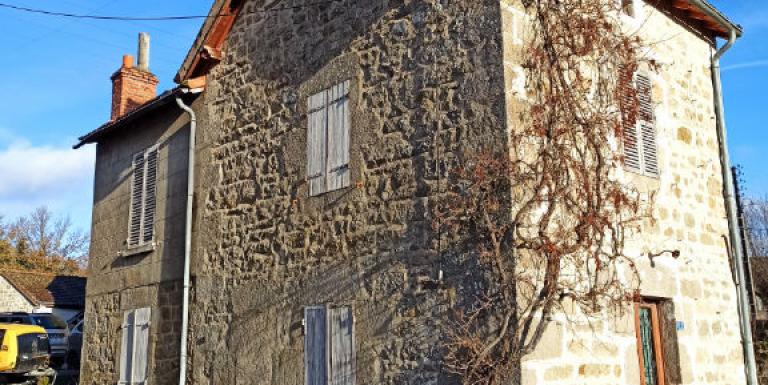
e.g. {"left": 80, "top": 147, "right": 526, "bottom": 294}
{"left": 119, "top": 242, "right": 156, "bottom": 258}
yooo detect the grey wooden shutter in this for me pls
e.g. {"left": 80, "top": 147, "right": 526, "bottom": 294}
{"left": 326, "top": 81, "right": 351, "bottom": 191}
{"left": 305, "top": 306, "right": 328, "bottom": 385}
{"left": 329, "top": 306, "right": 355, "bottom": 385}
{"left": 636, "top": 74, "right": 659, "bottom": 176}
{"left": 129, "top": 153, "right": 145, "bottom": 246}
{"left": 132, "top": 307, "right": 151, "bottom": 385}
{"left": 118, "top": 310, "right": 135, "bottom": 385}
{"left": 142, "top": 149, "right": 158, "bottom": 243}
{"left": 308, "top": 91, "right": 328, "bottom": 196}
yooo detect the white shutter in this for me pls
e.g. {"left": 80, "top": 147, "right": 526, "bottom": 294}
{"left": 129, "top": 153, "right": 145, "bottom": 246}
{"left": 132, "top": 307, "right": 151, "bottom": 385}
{"left": 118, "top": 310, "right": 135, "bottom": 385}
{"left": 142, "top": 149, "right": 158, "bottom": 243}
{"left": 636, "top": 74, "right": 659, "bottom": 176}
{"left": 308, "top": 91, "right": 328, "bottom": 196}
{"left": 305, "top": 306, "right": 328, "bottom": 385}
{"left": 329, "top": 307, "right": 355, "bottom": 385}
{"left": 326, "top": 81, "right": 351, "bottom": 191}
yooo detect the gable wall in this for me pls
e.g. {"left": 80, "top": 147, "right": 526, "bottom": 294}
{"left": 499, "top": 1, "right": 746, "bottom": 384}
{"left": 188, "top": 0, "right": 510, "bottom": 384}
{"left": 80, "top": 98, "right": 202, "bottom": 385}
{"left": 0, "top": 276, "right": 34, "bottom": 312}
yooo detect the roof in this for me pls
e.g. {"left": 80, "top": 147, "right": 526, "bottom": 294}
{"left": 73, "top": 89, "right": 182, "bottom": 149}
{"left": 0, "top": 323, "right": 47, "bottom": 336}
{"left": 174, "top": 0, "right": 740, "bottom": 84}
{"left": 175, "top": 0, "right": 242, "bottom": 83}
{"left": 0, "top": 270, "right": 86, "bottom": 309}
{"left": 666, "top": 0, "right": 743, "bottom": 39}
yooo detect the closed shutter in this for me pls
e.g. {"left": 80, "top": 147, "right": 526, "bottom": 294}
{"left": 658, "top": 301, "right": 682, "bottom": 385}
{"left": 132, "top": 307, "right": 151, "bottom": 385}
{"left": 308, "top": 91, "right": 328, "bottom": 196}
{"left": 142, "top": 149, "right": 158, "bottom": 243}
{"left": 636, "top": 74, "right": 659, "bottom": 176}
{"left": 128, "top": 147, "right": 158, "bottom": 247}
{"left": 305, "top": 306, "right": 328, "bottom": 385}
{"left": 118, "top": 308, "right": 151, "bottom": 385}
{"left": 329, "top": 307, "right": 355, "bottom": 385}
{"left": 326, "top": 81, "right": 351, "bottom": 192}
{"left": 619, "top": 70, "right": 642, "bottom": 173}
{"left": 129, "top": 153, "right": 145, "bottom": 246}
{"left": 118, "top": 310, "right": 135, "bottom": 385}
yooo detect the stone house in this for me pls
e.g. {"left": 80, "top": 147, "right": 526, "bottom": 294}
{"left": 0, "top": 270, "right": 86, "bottom": 323}
{"left": 75, "top": 1, "right": 752, "bottom": 385}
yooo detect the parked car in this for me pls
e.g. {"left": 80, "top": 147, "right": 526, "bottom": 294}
{"left": 0, "top": 323, "right": 56, "bottom": 385}
{"left": 0, "top": 313, "right": 69, "bottom": 364}
{"left": 67, "top": 319, "right": 83, "bottom": 368}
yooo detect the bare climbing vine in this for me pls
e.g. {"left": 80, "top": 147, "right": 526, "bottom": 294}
{"left": 435, "top": 1, "right": 655, "bottom": 384}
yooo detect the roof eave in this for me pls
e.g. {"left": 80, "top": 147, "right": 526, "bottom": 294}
{"left": 73, "top": 89, "right": 183, "bottom": 149}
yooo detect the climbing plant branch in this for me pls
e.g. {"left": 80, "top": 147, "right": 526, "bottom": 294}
{"left": 434, "top": 1, "right": 656, "bottom": 384}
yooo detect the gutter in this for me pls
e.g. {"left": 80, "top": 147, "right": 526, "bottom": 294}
{"left": 687, "top": 1, "right": 758, "bottom": 383}
{"left": 174, "top": 87, "right": 203, "bottom": 385}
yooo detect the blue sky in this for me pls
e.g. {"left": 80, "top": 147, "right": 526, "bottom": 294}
{"left": 0, "top": 1, "right": 766, "bottom": 233}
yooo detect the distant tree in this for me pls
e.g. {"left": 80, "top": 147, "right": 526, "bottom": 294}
{"left": 0, "top": 207, "right": 88, "bottom": 274}
{"left": 745, "top": 197, "right": 768, "bottom": 257}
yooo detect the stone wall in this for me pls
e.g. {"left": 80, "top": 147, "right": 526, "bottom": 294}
{"left": 188, "top": 0, "right": 509, "bottom": 384}
{"left": 0, "top": 276, "right": 33, "bottom": 312}
{"left": 80, "top": 97, "right": 200, "bottom": 385}
{"left": 500, "top": 0, "right": 747, "bottom": 384}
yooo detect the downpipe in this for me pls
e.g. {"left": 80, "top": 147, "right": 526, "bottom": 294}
{"left": 691, "top": 7, "right": 759, "bottom": 384}
{"left": 175, "top": 87, "right": 203, "bottom": 385}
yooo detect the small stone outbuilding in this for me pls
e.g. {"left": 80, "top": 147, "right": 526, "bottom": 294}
{"left": 0, "top": 270, "right": 86, "bottom": 323}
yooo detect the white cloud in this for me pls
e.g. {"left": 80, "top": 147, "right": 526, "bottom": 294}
{"left": 722, "top": 59, "right": 768, "bottom": 72}
{"left": 0, "top": 142, "right": 95, "bottom": 197}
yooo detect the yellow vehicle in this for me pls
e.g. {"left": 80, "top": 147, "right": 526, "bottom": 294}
{"left": 0, "top": 324, "right": 56, "bottom": 385}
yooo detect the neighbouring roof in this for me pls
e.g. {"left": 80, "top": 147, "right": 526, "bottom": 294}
{"left": 73, "top": 88, "right": 182, "bottom": 149}
{"left": 0, "top": 270, "right": 87, "bottom": 309}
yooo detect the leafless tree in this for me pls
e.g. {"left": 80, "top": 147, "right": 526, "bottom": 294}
{"left": 434, "top": 1, "right": 656, "bottom": 384}
{"left": 745, "top": 197, "right": 768, "bottom": 257}
{"left": 7, "top": 206, "right": 89, "bottom": 264}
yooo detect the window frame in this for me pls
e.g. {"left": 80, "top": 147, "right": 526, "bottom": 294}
{"left": 620, "top": 0, "right": 636, "bottom": 17}
{"left": 634, "top": 300, "right": 667, "bottom": 385}
{"left": 621, "top": 72, "right": 660, "bottom": 178}
{"left": 127, "top": 146, "right": 159, "bottom": 248}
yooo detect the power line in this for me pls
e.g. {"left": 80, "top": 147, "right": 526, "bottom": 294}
{"left": 0, "top": 0, "right": 338, "bottom": 21}
{"left": 0, "top": 2, "right": 215, "bottom": 20}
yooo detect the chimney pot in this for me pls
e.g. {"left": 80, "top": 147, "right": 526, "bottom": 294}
{"left": 110, "top": 34, "right": 158, "bottom": 121}
{"left": 137, "top": 32, "right": 150, "bottom": 72}
{"left": 122, "top": 54, "right": 134, "bottom": 69}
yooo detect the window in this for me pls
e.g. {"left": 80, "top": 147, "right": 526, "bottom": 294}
{"left": 119, "top": 307, "right": 151, "bottom": 385}
{"left": 620, "top": 73, "right": 659, "bottom": 177}
{"left": 634, "top": 299, "right": 682, "bottom": 385}
{"left": 621, "top": 0, "right": 635, "bottom": 17}
{"left": 305, "top": 305, "right": 355, "bottom": 385}
{"left": 128, "top": 147, "right": 158, "bottom": 247}
{"left": 307, "top": 81, "right": 351, "bottom": 196}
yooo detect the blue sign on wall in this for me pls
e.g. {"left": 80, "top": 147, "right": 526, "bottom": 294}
{"left": 676, "top": 321, "right": 685, "bottom": 331}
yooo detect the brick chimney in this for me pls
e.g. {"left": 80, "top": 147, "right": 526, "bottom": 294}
{"left": 110, "top": 33, "right": 159, "bottom": 121}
